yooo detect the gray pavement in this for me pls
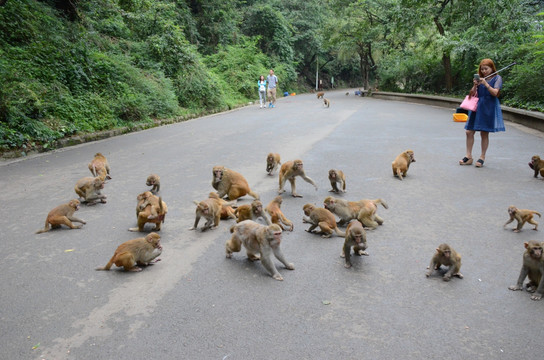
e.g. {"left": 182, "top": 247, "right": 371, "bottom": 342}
{"left": 1, "top": 90, "right": 543, "bottom": 360}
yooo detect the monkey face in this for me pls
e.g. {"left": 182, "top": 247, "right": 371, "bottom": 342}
{"left": 329, "top": 170, "right": 336, "bottom": 179}
{"left": 303, "top": 204, "right": 314, "bottom": 216}
{"left": 212, "top": 167, "right": 224, "bottom": 182}
{"left": 508, "top": 206, "right": 517, "bottom": 216}
{"left": 406, "top": 150, "right": 415, "bottom": 162}
{"left": 527, "top": 241, "right": 543, "bottom": 259}
{"left": 252, "top": 201, "right": 263, "bottom": 214}
{"left": 69, "top": 199, "right": 80, "bottom": 210}
{"left": 294, "top": 161, "right": 303, "bottom": 170}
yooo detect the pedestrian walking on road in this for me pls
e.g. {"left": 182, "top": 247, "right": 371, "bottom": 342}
{"left": 267, "top": 69, "right": 278, "bottom": 108}
{"left": 258, "top": 75, "right": 267, "bottom": 109}
{"left": 459, "top": 58, "right": 505, "bottom": 168}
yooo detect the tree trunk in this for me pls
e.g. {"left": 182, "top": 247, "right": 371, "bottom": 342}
{"left": 433, "top": 17, "right": 453, "bottom": 92}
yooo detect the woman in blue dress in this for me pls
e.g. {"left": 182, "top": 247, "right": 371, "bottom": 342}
{"left": 459, "top": 58, "right": 505, "bottom": 168}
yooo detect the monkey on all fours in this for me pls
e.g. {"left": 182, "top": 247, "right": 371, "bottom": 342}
{"left": 328, "top": 169, "right": 346, "bottom": 193}
{"left": 208, "top": 192, "right": 237, "bottom": 220}
{"left": 189, "top": 197, "right": 222, "bottom": 232}
{"left": 96, "top": 233, "right": 162, "bottom": 272}
{"left": 278, "top": 159, "right": 318, "bottom": 198}
{"left": 74, "top": 176, "right": 107, "bottom": 205}
{"left": 392, "top": 149, "right": 416, "bottom": 180}
{"left": 88, "top": 152, "right": 111, "bottom": 180}
{"left": 226, "top": 221, "right": 294, "bottom": 281}
{"left": 302, "top": 203, "right": 345, "bottom": 238}
{"left": 265, "top": 196, "right": 294, "bottom": 231}
{"left": 36, "top": 199, "right": 86, "bottom": 234}
{"left": 212, "top": 166, "right": 259, "bottom": 201}
{"left": 509, "top": 241, "right": 544, "bottom": 300}
{"left": 504, "top": 205, "right": 540, "bottom": 232}
{"left": 266, "top": 153, "right": 281, "bottom": 176}
{"left": 426, "top": 243, "right": 463, "bottom": 281}
{"left": 529, "top": 155, "right": 544, "bottom": 178}
{"left": 341, "top": 220, "right": 368, "bottom": 268}
{"left": 323, "top": 196, "right": 388, "bottom": 229}
{"left": 316, "top": 91, "right": 325, "bottom": 99}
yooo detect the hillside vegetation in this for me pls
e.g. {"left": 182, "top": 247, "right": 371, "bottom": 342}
{"left": 0, "top": 0, "right": 542, "bottom": 152}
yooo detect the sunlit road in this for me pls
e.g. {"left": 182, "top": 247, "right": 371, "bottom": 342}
{"left": 1, "top": 90, "right": 543, "bottom": 359}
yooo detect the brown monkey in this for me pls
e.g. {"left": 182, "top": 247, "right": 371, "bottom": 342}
{"left": 88, "top": 152, "right": 111, "bottom": 180}
{"left": 189, "top": 197, "right": 222, "bottom": 231}
{"left": 509, "top": 241, "right": 544, "bottom": 299}
{"left": 345, "top": 92, "right": 349, "bottom": 96}
{"left": 426, "top": 243, "right": 463, "bottom": 281}
{"left": 36, "top": 199, "right": 86, "bottom": 234}
{"left": 146, "top": 174, "right": 161, "bottom": 194}
{"left": 529, "top": 155, "right": 544, "bottom": 178}
{"left": 341, "top": 220, "right": 368, "bottom": 268}
{"left": 74, "top": 176, "right": 107, "bottom": 205}
{"left": 302, "top": 203, "right": 345, "bottom": 238}
{"left": 212, "top": 166, "right": 259, "bottom": 201}
{"left": 278, "top": 159, "right": 318, "bottom": 198}
{"left": 234, "top": 200, "right": 271, "bottom": 225}
{"left": 209, "top": 192, "right": 236, "bottom": 220}
{"left": 96, "top": 233, "right": 162, "bottom": 272}
{"left": 265, "top": 196, "right": 294, "bottom": 231}
{"left": 316, "top": 91, "right": 325, "bottom": 99}
{"left": 323, "top": 98, "right": 330, "bottom": 108}
{"left": 323, "top": 196, "right": 388, "bottom": 228}
{"left": 266, "top": 153, "right": 281, "bottom": 176}
{"left": 328, "top": 169, "right": 346, "bottom": 193}
{"left": 392, "top": 149, "right": 416, "bottom": 180}
{"left": 226, "top": 221, "right": 294, "bottom": 281}
{"left": 128, "top": 195, "right": 167, "bottom": 232}
{"left": 504, "top": 205, "right": 541, "bottom": 232}
{"left": 136, "top": 191, "right": 162, "bottom": 220}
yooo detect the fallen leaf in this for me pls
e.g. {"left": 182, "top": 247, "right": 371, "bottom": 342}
{"left": 322, "top": 300, "right": 331, "bottom": 305}
{"left": 64, "top": 249, "right": 75, "bottom": 253}
{"left": 32, "top": 343, "right": 40, "bottom": 350}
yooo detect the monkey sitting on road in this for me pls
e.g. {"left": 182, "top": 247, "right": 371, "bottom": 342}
{"left": 328, "top": 169, "right": 346, "bottom": 193}
{"left": 529, "top": 155, "right": 544, "bottom": 178}
{"left": 74, "top": 176, "right": 107, "bottom": 205}
{"left": 146, "top": 174, "right": 160, "bottom": 194}
{"left": 509, "top": 241, "right": 544, "bottom": 299}
{"left": 212, "top": 165, "right": 259, "bottom": 201}
{"left": 504, "top": 205, "right": 540, "bottom": 232}
{"left": 36, "top": 199, "right": 86, "bottom": 234}
{"left": 323, "top": 98, "right": 330, "bottom": 108}
{"left": 392, "top": 149, "right": 416, "bottom": 180}
{"left": 426, "top": 243, "right": 463, "bottom": 281}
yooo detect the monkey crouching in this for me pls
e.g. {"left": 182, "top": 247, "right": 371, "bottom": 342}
{"left": 36, "top": 199, "right": 86, "bottom": 234}
{"left": 129, "top": 193, "right": 168, "bottom": 232}
{"left": 509, "top": 241, "right": 544, "bottom": 300}
{"left": 212, "top": 166, "right": 260, "bottom": 201}
{"left": 74, "top": 176, "right": 107, "bottom": 205}
{"left": 529, "top": 155, "right": 544, "bottom": 178}
{"left": 392, "top": 150, "right": 416, "bottom": 180}
{"left": 302, "top": 203, "right": 345, "bottom": 238}
{"left": 341, "top": 220, "right": 368, "bottom": 268}
{"left": 96, "top": 233, "right": 162, "bottom": 272}
{"left": 266, "top": 153, "right": 281, "bottom": 176}
{"left": 88, "top": 152, "right": 111, "bottom": 180}
{"left": 426, "top": 243, "right": 463, "bottom": 281}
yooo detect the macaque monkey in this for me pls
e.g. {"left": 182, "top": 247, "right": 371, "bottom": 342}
{"left": 96, "top": 233, "right": 162, "bottom": 272}
{"left": 328, "top": 169, "right": 346, "bottom": 193}
{"left": 426, "top": 243, "right": 463, "bottom": 281}
{"left": 36, "top": 199, "right": 85, "bottom": 234}
{"left": 128, "top": 195, "right": 167, "bottom": 232}
{"left": 209, "top": 192, "right": 236, "bottom": 220}
{"left": 345, "top": 92, "right": 349, "bottom": 96}
{"left": 504, "top": 205, "right": 541, "bottom": 232}
{"left": 146, "top": 174, "right": 161, "bottom": 194}
{"left": 189, "top": 197, "right": 222, "bottom": 231}
{"left": 323, "top": 196, "right": 388, "bottom": 229}
{"left": 529, "top": 155, "right": 544, "bottom": 178}
{"left": 509, "top": 241, "right": 544, "bottom": 300}
{"left": 212, "top": 166, "right": 259, "bottom": 200}
{"left": 341, "top": 220, "right": 368, "bottom": 268}
{"left": 234, "top": 200, "right": 271, "bottom": 225}
{"left": 88, "top": 152, "right": 111, "bottom": 180}
{"left": 226, "top": 221, "right": 294, "bottom": 281}
{"left": 302, "top": 203, "right": 345, "bottom": 238}
{"left": 323, "top": 98, "right": 330, "bottom": 108}
{"left": 278, "top": 159, "right": 318, "bottom": 198}
{"left": 316, "top": 91, "right": 325, "bottom": 99}
{"left": 392, "top": 149, "right": 416, "bottom": 180}
{"left": 74, "top": 176, "right": 107, "bottom": 205}
{"left": 265, "top": 196, "right": 294, "bottom": 231}
{"left": 266, "top": 153, "right": 281, "bottom": 176}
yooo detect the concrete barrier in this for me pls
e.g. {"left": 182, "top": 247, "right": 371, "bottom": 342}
{"left": 370, "top": 91, "right": 544, "bottom": 132}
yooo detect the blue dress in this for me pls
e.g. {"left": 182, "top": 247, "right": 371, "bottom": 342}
{"left": 465, "top": 75, "right": 505, "bottom": 132}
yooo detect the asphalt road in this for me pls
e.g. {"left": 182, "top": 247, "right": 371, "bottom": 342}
{"left": 1, "top": 90, "right": 543, "bottom": 360}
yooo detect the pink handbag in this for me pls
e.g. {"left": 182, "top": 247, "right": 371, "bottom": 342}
{"left": 460, "top": 94, "right": 478, "bottom": 112}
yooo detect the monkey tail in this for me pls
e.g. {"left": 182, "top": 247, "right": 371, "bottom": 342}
{"left": 373, "top": 199, "right": 389, "bottom": 209}
{"left": 95, "top": 258, "right": 114, "bottom": 271}
{"left": 248, "top": 190, "right": 260, "bottom": 200}
{"left": 35, "top": 220, "right": 50, "bottom": 234}
{"left": 334, "top": 227, "right": 346, "bottom": 237}
{"left": 229, "top": 224, "right": 236, "bottom": 233}
{"left": 535, "top": 212, "right": 542, "bottom": 218}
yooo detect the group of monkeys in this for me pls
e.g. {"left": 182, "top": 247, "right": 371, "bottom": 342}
{"left": 34, "top": 149, "right": 544, "bottom": 294}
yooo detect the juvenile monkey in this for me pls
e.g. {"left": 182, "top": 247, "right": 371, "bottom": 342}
{"left": 392, "top": 149, "right": 416, "bottom": 180}
{"left": 323, "top": 98, "right": 330, "bottom": 108}
{"left": 36, "top": 199, "right": 85, "bottom": 234}
{"left": 265, "top": 196, "right": 294, "bottom": 231}
{"left": 209, "top": 192, "right": 236, "bottom": 220}
{"left": 88, "top": 152, "right": 111, "bottom": 180}
{"left": 234, "top": 200, "right": 271, "bottom": 225}
{"left": 341, "top": 220, "right": 368, "bottom": 268}
{"left": 266, "top": 153, "right": 281, "bottom": 176}
{"left": 279, "top": 159, "right": 318, "bottom": 198}
{"left": 509, "top": 241, "right": 544, "bottom": 299}
{"left": 504, "top": 205, "right": 540, "bottom": 232}
{"left": 96, "top": 233, "right": 162, "bottom": 272}
{"left": 316, "top": 91, "right": 325, "bottom": 99}
{"left": 226, "top": 221, "right": 294, "bottom": 281}
{"left": 426, "top": 243, "right": 463, "bottom": 281}
{"left": 328, "top": 169, "right": 346, "bottom": 193}
{"left": 212, "top": 166, "right": 259, "bottom": 200}
{"left": 74, "top": 176, "right": 107, "bottom": 205}
{"left": 529, "top": 155, "right": 544, "bottom": 178}
{"left": 146, "top": 174, "right": 161, "bottom": 194}
{"left": 323, "top": 196, "right": 388, "bottom": 228}
{"left": 189, "top": 197, "right": 222, "bottom": 231}
{"left": 302, "top": 203, "right": 345, "bottom": 238}
{"left": 129, "top": 196, "right": 167, "bottom": 232}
